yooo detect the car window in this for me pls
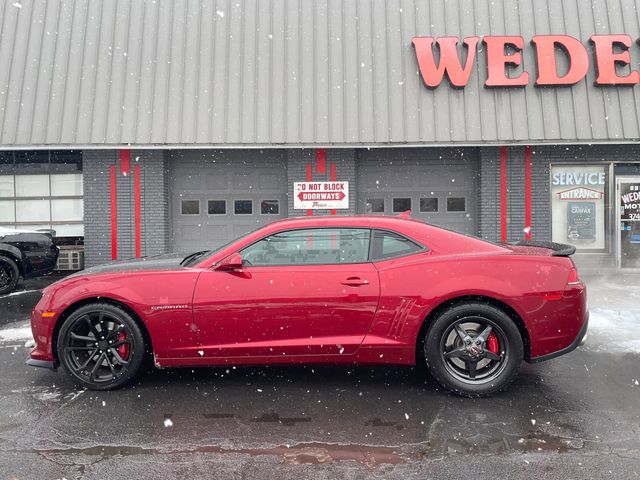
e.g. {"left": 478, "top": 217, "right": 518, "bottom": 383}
{"left": 241, "top": 228, "right": 371, "bottom": 266}
{"left": 369, "top": 230, "right": 424, "bottom": 261}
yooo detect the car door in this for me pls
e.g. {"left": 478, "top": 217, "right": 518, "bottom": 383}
{"left": 191, "top": 228, "right": 380, "bottom": 358}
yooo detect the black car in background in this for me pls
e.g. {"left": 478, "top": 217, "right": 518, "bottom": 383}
{"left": 0, "top": 228, "right": 59, "bottom": 295}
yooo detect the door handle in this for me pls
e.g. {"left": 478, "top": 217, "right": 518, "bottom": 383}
{"left": 341, "top": 277, "right": 370, "bottom": 286}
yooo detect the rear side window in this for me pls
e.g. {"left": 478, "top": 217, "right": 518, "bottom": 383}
{"left": 369, "top": 230, "right": 424, "bottom": 261}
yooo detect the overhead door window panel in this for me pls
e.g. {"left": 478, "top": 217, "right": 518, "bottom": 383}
{"left": 16, "top": 199, "right": 50, "bottom": 222}
{"left": 51, "top": 199, "right": 83, "bottom": 221}
{"left": 208, "top": 200, "right": 227, "bottom": 215}
{"left": 420, "top": 197, "right": 439, "bottom": 213}
{"left": 393, "top": 197, "right": 411, "bottom": 212}
{"left": 0, "top": 201, "right": 15, "bottom": 222}
{"left": 15, "top": 175, "right": 50, "bottom": 197}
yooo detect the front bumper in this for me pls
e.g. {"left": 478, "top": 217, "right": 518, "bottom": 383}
{"left": 25, "top": 357, "right": 56, "bottom": 370}
{"left": 529, "top": 311, "right": 589, "bottom": 363}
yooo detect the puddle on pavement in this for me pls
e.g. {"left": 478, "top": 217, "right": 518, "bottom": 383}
{"left": 202, "top": 413, "right": 235, "bottom": 419}
{"left": 418, "top": 430, "right": 584, "bottom": 456}
{"left": 251, "top": 412, "right": 312, "bottom": 426}
{"left": 31, "top": 442, "right": 406, "bottom": 467}
{"left": 29, "top": 429, "right": 585, "bottom": 469}
{"left": 364, "top": 417, "right": 405, "bottom": 431}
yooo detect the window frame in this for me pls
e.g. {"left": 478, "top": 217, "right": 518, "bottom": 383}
{"left": 180, "top": 199, "right": 201, "bottom": 216}
{"left": 259, "top": 199, "right": 280, "bottom": 216}
{"left": 392, "top": 197, "right": 412, "bottom": 213}
{"left": 368, "top": 228, "right": 428, "bottom": 262}
{"left": 233, "top": 199, "right": 253, "bottom": 215}
{"left": 207, "top": 199, "right": 227, "bottom": 216}
{"left": 365, "top": 198, "right": 385, "bottom": 214}
{"left": 235, "top": 226, "right": 427, "bottom": 267}
{"left": 445, "top": 196, "right": 467, "bottom": 213}
{"left": 419, "top": 196, "right": 439, "bottom": 213}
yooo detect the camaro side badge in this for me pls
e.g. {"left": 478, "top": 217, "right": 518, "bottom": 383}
{"left": 150, "top": 305, "right": 190, "bottom": 311}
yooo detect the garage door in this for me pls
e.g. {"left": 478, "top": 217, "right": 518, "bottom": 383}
{"left": 357, "top": 149, "right": 478, "bottom": 235}
{"left": 169, "top": 150, "right": 288, "bottom": 253}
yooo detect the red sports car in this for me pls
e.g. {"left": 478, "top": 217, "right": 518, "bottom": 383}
{"left": 27, "top": 215, "right": 588, "bottom": 396}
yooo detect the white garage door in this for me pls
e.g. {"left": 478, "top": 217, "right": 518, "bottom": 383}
{"left": 357, "top": 149, "right": 478, "bottom": 235}
{"left": 169, "top": 150, "right": 288, "bottom": 253}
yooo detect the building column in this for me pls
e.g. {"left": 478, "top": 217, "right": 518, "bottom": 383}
{"left": 286, "top": 149, "right": 357, "bottom": 217}
{"left": 83, "top": 150, "right": 170, "bottom": 267}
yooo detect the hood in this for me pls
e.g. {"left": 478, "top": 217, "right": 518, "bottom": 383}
{"left": 67, "top": 253, "right": 187, "bottom": 278}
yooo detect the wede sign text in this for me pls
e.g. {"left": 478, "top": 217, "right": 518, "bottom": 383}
{"left": 412, "top": 35, "right": 640, "bottom": 88}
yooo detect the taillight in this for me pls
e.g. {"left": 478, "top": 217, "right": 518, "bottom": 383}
{"left": 567, "top": 267, "right": 580, "bottom": 285}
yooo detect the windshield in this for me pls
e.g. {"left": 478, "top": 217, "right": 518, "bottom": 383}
{"left": 180, "top": 225, "right": 265, "bottom": 267}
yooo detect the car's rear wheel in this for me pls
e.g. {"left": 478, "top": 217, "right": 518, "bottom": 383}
{"left": 0, "top": 255, "right": 20, "bottom": 295}
{"left": 424, "top": 303, "right": 524, "bottom": 397}
{"left": 57, "top": 303, "right": 146, "bottom": 390}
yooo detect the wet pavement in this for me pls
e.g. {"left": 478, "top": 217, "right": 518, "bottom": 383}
{"left": 0, "top": 275, "right": 639, "bottom": 479}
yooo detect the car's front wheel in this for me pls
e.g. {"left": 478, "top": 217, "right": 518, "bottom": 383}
{"left": 0, "top": 255, "right": 20, "bottom": 295}
{"left": 424, "top": 302, "right": 524, "bottom": 397}
{"left": 57, "top": 303, "right": 146, "bottom": 390}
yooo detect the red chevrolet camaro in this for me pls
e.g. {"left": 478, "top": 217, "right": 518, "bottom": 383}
{"left": 27, "top": 215, "right": 588, "bottom": 396}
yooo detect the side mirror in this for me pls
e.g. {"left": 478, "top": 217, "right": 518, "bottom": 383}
{"left": 215, "top": 252, "right": 244, "bottom": 271}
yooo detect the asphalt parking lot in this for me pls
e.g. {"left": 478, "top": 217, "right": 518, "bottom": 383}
{"left": 0, "top": 274, "right": 638, "bottom": 479}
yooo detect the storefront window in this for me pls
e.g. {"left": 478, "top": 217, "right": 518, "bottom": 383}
{"left": 551, "top": 165, "right": 609, "bottom": 252}
{"left": 0, "top": 172, "right": 84, "bottom": 237}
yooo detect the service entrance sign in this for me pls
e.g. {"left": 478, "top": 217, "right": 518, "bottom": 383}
{"left": 294, "top": 181, "right": 349, "bottom": 210}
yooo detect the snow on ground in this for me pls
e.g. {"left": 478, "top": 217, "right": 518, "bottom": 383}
{"left": 0, "top": 289, "right": 38, "bottom": 299}
{"left": 0, "top": 323, "right": 32, "bottom": 343}
{"left": 584, "top": 275, "right": 640, "bottom": 353}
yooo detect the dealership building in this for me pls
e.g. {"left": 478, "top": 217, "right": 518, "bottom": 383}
{"left": 0, "top": 0, "right": 639, "bottom": 271}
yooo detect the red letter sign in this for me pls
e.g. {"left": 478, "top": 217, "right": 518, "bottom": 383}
{"left": 531, "top": 35, "right": 589, "bottom": 85}
{"left": 484, "top": 36, "right": 529, "bottom": 87}
{"left": 590, "top": 35, "right": 640, "bottom": 85}
{"left": 412, "top": 36, "right": 480, "bottom": 88}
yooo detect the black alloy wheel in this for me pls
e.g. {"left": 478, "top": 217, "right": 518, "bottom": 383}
{"left": 424, "top": 302, "right": 524, "bottom": 397}
{"left": 0, "top": 255, "right": 20, "bottom": 295}
{"left": 57, "top": 303, "right": 146, "bottom": 390}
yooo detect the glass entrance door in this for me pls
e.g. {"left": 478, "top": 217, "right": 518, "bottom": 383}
{"left": 618, "top": 177, "right": 640, "bottom": 269}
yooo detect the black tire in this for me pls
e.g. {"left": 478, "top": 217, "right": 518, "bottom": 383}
{"left": 57, "top": 303, "right": 146, "bottom": 390}
{"left": 424, "top": 302, "right": 524, "bottom": 397}
{"left": 0, "top": 255, "right": 20, "bottom": 295}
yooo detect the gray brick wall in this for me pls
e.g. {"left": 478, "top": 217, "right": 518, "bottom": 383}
{"left": 83, "top": 149, "right": 170, "bottom": 267}
{"left": 286, "top": 149, "right": 357, "bottom": 217}
{"left": 139, "top": 150, "right": 170, "bottom": 257}
{"left": 83, "top": 150, "right": 116, "bottom": 267}
{"left": 478, "top": 148, "right": 501, "bottom": 243}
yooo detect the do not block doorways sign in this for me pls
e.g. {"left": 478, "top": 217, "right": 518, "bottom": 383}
{"left": 294, "top": 182, "right": 349, "bottom": 210}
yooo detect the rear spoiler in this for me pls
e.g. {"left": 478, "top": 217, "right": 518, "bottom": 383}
{"left": 512, "top": 240, "right": 576, "bottom": 257}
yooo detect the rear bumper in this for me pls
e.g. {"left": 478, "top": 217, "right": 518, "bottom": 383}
{"left": 25, "top": 357, "right": 56, "bottom": 370}
{"left": 528, "top": 311, "right": 589, "bottom": 363}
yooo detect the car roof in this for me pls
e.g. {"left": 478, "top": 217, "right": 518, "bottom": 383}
{"left": 267, "top": 214, "right": 419, "bottom": 227}
{"left": 259, "top": 215, "right": 507, "bottom": 255}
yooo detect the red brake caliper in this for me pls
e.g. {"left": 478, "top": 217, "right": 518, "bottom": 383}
{"left": 487, "top": 332, "right": 499, "bottom": 354}
{"left": 117, "top": 331, "right": 130, "bottom": 360}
